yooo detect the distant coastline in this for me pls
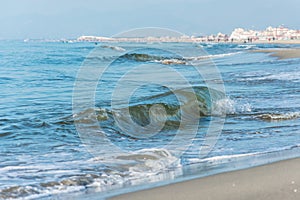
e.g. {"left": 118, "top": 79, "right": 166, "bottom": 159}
{"left": 74, "top": 25, "right": 300, "bottom": 44}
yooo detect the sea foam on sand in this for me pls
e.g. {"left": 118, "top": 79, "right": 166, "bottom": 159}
{"left": 109, "top": 158, "right": 300, "bottom": 200}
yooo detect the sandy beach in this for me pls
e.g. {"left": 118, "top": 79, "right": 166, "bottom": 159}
{"left": 109, "top": 158, "right": 300, "bottom": 200}
{"left": 253, "top": 48, "right": 300, "bottom": 59}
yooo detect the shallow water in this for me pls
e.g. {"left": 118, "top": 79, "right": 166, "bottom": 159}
{"left": 0, "top": 41, "right": 299, "bottom": 199}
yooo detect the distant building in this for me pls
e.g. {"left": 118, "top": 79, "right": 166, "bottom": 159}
{"left": 230, "top": 28, "right": 259, "bottom": 41}
{"left": 77, "top": 36, "right": 113, "bottom": 42}
{"left": 230, "top": 26, "right": 300, "bottom": 41}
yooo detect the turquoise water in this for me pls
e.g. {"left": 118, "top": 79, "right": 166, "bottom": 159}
{"left": 0, "top": 41, "right": 299, "bottom": 199}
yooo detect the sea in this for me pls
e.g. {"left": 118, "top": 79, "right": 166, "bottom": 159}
{"left": 0, "top": 40, "right": 299, "bottom": 199}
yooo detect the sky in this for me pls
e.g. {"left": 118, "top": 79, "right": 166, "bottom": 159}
{"left": 0, "top": 0, "right": 299, "bottom": 39}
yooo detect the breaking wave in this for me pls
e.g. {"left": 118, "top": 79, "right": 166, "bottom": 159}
{"left": 0, "top": 149, "right": 181, "bottom": 200}
{"left": 74, "top": 86, "right": 253, "bottom": 131}
{"left": 256, "top": 112, "right": 300, "bottom": 121}
{"left": 74, "top": 86, "right": 227, "bottom": 128}
{"left": 101, "top": 45, "right": 126, "bottom": 52}
{"left": 119, "top": 52, "right": 240, "bottom": 65}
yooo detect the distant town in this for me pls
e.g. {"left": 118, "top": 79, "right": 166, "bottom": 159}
{"left": 76, "top": 26, "right": 300, "bottom": 43}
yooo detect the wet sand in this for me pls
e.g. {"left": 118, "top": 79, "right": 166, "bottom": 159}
{"left": 253, "top": 48, "right": 300, "bottom": 59}
{"left": 109, "top": 158, "right": 300, "bottom": 200}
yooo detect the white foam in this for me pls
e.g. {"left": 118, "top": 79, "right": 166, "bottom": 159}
{"left": 187, "top": 152, "right": 259, "bottom": 164}
{"left": 242, "top": 71, "right": 300, "bottom": 82}
{"left": 21, "top": 185, "right": 85, "bottom": 200}
{"left": 186, "top": 52, "right": 242, "bottom": 61}
{"left": 101, "top": 45, "right": 126, "bottom": 52}
{"left": 236, "top": 44, "right": 256, "bottom": 50}
{"left": 257, "top": 112, "right": 300, "bottom": 121}
{"left": 84, "top": 149, "right": 183, "bottom": 194}
{"left": 212, "top": 98, "right": 252, "bottom": 116}
{"left": 89, "top": 148, "right": 182, "bottom": 181}
{"left": 188, "top": 144, "right": 300, "bottom": 164}
{"left": 128, "top": 149, "right": 181, "bottom": 175}
{"left": 158, "top": 59, "right": 186, "bottom": 65}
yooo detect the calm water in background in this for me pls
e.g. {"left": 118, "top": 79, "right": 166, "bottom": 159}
{"left": 0, "top": 41, "right": 299, "bottom": 199}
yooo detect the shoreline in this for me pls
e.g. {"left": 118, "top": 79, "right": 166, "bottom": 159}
{"left": 109, "top": 158, "right": 300, "bottom": 200}
{"left": 242, "top": 40, "right": 300, "bottom": 44}
{"left": 222, "top": 40, "right": 300, "bottom": 45}
{"left": 252, "top": 48, "right": 300, "bottom": 59}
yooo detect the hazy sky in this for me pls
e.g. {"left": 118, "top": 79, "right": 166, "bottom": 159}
{"left": 0, "top": 0, "right": 299, "bottom": 39}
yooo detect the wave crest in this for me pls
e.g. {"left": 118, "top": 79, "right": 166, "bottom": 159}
{"left": 120, "top": 52, "right": 240, "bottom": 65}
{"left": 256, "top": 112, "right": 300, "bottom": 121}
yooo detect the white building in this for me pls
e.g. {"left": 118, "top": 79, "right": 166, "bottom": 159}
{"left": 230, "top": 28, "right": 259, "bottom": 41}
{"left": 230, "top": 26, "right": 300, "bottom": 41}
